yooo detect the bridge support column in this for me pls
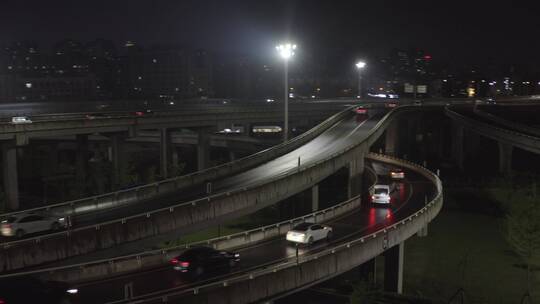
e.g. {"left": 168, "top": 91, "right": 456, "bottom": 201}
{"left": 348, "top": 155, "right": 364, "bottom": 199}
{"left": 75, "top": 134, "right": 88, "bottom": 187}
{"left": 2, "top": 141, "right": 19, "bottom": 211}
{"left": 384, "top": 242, "right": 404, "bottom": 294}
{"left": 311, "top": 184, "right": 319, "bottom": 212}
{"left": 385, "top": 120, "right": 399, "bottom": 156}
{"left": 498, "top": 142, "right": 513, "bottom": 175}
{"left": 197, "top": 130, "right": 210, "bottom": 171}
{"left": 359, "top": 258, "right": 378, "bottom": 285}
{"left": 452, "top": 122, "right": 464, "bottom": 171}
{"left": 109, "top": 133, "right": 127, "bottom": 189}
{"left": 160, "top": 128, "right": 172, "bottom": 178}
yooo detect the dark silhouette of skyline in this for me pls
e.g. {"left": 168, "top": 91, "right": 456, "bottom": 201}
{"left": 1, "top": 0, "right": 539, "bottom": 66}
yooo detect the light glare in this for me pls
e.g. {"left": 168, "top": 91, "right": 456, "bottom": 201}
{"left": 276, "top": 43, "right": 297, "bottom": 60}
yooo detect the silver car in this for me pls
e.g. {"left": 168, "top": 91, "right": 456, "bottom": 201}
{"left": 1, "top": 213, "right": 67, "bottom": 237}
{"left": 371, "top": 185, "right": 391, "bottom": 205}
{"left": 286, "top": 222, "right": 333, "bottom": 245}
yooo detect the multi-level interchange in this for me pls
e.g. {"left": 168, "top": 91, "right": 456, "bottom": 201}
{"left": 1, "top": 97, "right": 537, "bottom": 303}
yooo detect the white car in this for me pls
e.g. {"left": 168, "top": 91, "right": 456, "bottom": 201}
{"left": 11, "top": 116, "right": 32, "bottom": 124}
{"left": 389, "top": 168, "right": 405, "bottom": 179}
{"left": 371, "top": 185, "right": 391, "bottom": 205}
{"left": 286, "top": 222, "right": 333, "bottom": 245}
{"left": 1, "top": 213, "right": 67, "bottom": 237}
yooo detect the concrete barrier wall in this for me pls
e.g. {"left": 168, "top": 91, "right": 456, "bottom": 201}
{"left": 446, "top": 107, "right": 540, "bottom": 154}
{"left": 0, "top": 106, "right": 421, "bottom": 272}
{"left": 0, "top": 107, "right": 347, "bottom": 219}
{"left": 106, "top": 154, "right": 443, "bottom": 304}
{"left": 25, "top": 197, "right": 362, "bottom": 283}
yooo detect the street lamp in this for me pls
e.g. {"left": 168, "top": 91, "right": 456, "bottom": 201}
{"left": 276, "top": 43, "right": 296, "bottom": 142}
{"left": 355, "top": 61, "right": 366, "bottom": 98}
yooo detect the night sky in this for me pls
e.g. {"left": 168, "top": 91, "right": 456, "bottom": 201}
{"left": 1, "top": 0, "right": 539, "bottom": 65}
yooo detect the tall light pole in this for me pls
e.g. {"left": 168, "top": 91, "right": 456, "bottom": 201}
{"left": 355, "top": 61, "right": 366, "bottom": 98}
{"left": 276, "top": 43, "right": 296, "bottom": 142}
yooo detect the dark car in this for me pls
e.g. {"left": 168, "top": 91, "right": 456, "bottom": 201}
{"left": 170, "top": 247, "right": 240, "bottom": 278}
{"left": 0, "top": 276, "right": 79, "bottom": 304}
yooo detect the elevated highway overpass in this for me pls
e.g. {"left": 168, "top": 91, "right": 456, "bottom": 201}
{"left": 446, "top": 104, "right": 540, "bottom": 174}
{"left": 0, "top": 101, "right": 345, "bottom": 210}
{"left": 2, "top": 94, "right": 540, "bottom": 302}
{"left": 0, "top": 153, "right": 441, "bottom": 303}
{"left": 0, "top": 103, "right": 443, "bottom": 273}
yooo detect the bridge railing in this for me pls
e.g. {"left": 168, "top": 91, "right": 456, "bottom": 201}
{"left": 105, "top": 153, "right": 443, "bottom": 304}
{"left": 0, "top": 106, "right": 350, "bottom": 219}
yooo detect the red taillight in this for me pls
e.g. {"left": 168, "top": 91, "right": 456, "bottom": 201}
{"left": 170, "top": 258, "right": 179, "bottom": 265}
{"left": 1, "top": 224, "right": 11, "bottom": 229}
{"left": 135, "top": 111, "right": 144, "bottom": 116}
{"left": 180, "top": 262, "right": 190, "bottom": 267}
{"left": 0, "top": 298, "right": 6, "bottom": 304}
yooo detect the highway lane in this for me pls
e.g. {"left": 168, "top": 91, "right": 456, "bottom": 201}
{"left": 0, "top": 111, "right": 385, "bottom": 247}
{"left": 477, "top": 105, "right": 540, "bottom": 131}
{"left": 73, "top": 113, "right": 383, "bottom": 225}
{"left": 73, "top": 163, "right": 435, "bottom": 304}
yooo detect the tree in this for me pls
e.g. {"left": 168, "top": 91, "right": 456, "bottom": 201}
{"left": 505, "top": 200, "right": 540, "bottom": 302}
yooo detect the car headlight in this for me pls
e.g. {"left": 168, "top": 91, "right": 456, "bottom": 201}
{"left": 66, "top": 288, "right": 78, "bottom": 294}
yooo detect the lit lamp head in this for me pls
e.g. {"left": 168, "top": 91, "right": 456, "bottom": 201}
{"left": 356, "top": 61, "right": 366, "bottom": 69}
{"left": 276, "top": 43, "right": 297, "bottom": 60}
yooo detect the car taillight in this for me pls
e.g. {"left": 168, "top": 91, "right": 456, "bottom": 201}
{"left": 0, "top": 298, "right": 6, "bottom": 304}
{"left": 180, "top": 261, "right": 190, "bottom": 267}
{"left": 2, "top": 224, "right": 11, "bottom": 229}
{"left": 170, "top": 258, "right": 179, "bottom": 265}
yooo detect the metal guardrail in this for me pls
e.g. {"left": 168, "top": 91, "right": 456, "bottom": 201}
{"left": 445, "top": 106, "right": 540, "bottom": 154}
{"left": 0, "top": 106, "right": 350, "bottom": 220}
{"left": 105, "top": 153, "right": 443, "bottom": 304}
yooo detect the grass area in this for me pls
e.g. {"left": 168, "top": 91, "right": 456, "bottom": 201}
{"left": 403, "top": 189, "right": 539, "bottom": 303}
